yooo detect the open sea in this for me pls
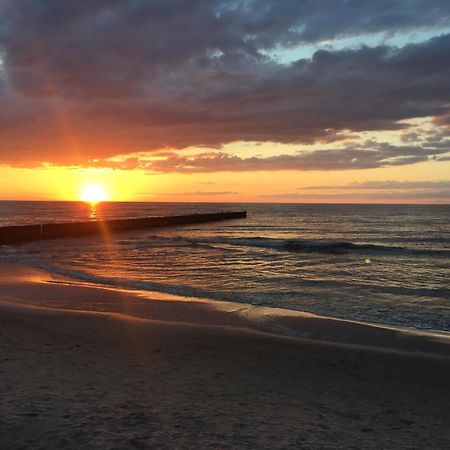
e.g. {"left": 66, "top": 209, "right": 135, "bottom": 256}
{"left": 0, "top": 201, "right": 449, "bottom": 332}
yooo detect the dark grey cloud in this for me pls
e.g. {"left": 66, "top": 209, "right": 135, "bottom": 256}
{"left": 1, "top": 1, "right": 450, "bottom": 166}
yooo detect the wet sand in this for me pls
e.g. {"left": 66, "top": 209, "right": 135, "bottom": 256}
{"left": 1, "top": 264, "right": 450, "bottom": 448}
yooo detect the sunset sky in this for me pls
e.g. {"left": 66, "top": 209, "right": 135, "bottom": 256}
{"left": 0, "top": 1, "right": 449, "bottom": 203}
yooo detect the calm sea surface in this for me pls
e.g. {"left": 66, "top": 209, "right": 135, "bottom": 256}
{"left": 0, "top": 201, "right": 449, "bottom": 331}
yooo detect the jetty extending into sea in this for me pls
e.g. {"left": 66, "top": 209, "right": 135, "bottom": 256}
{"left": 0, "top": 211, "right": 247, "bottom": 245}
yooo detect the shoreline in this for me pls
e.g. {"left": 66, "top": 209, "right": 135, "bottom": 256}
{"left": 1, "top": 262, "right": 449, "bottom": 357}
{"left": 1, "top": 262, "right": 450, "bottom": 447}
{"left": 1, "top": 273, "right": 450, "bottom": 448}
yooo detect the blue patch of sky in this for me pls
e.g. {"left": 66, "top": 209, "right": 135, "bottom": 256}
{"left": 264, "top": 26, "right": 450, "bottom": 63}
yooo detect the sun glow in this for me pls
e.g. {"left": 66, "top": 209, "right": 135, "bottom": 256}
{"left": 80, "top": 183, "right": 108, "bottom": 203}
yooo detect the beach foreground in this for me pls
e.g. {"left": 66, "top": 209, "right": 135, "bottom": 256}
{"left": 1, "top": 265, "right": 450, "bottom": 448}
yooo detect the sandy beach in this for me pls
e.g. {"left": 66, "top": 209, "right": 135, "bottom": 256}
{"left": 1, "top": 263, "right": 450, "bottom": 449}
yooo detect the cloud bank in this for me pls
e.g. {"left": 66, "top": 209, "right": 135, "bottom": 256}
{"left": 87, "top": 140, "right": 449, "bottom": 173}
{"left": 261, "top": 180, "right": 450, "bottom": 202}
{"left": 0, "top": 0, "right": 450, "bottom": 168}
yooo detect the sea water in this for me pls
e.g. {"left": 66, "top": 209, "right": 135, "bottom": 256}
{"left": 0, "top": 201, "right": 449, "bottom": 331}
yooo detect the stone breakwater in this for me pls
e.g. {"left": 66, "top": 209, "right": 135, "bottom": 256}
{"left": 0, "top": 211, "right": 247, "bottom": 244}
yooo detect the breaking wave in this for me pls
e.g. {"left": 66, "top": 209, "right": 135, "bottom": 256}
{"left": 142, "top": 235, "right": 450, "bottom": 257}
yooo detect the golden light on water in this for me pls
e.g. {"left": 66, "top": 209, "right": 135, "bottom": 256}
{"left": 80, "top": 183, "right": 108, "bottom": 204}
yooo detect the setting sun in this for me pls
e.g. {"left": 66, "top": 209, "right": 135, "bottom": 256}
{"left": 80, "top": 184, "right": 108, "bottom": 203}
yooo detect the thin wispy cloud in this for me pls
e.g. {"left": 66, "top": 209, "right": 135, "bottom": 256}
{"left": 262, "top": 190, "right": 450, "bottom": 201}
{"left": 261, "top": 179, "right": 450, "bottom": 202}
{"left": 300, "top": 180, "right": 450, "bottom": 190}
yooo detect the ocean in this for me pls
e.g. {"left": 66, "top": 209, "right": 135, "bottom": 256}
{"left": 0, "top": 201, "right": 449, "bottom": 332}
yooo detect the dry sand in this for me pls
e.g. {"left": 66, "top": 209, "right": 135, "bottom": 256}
{"left": 1, "top": 263, "right": 450, "bottom": 449}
